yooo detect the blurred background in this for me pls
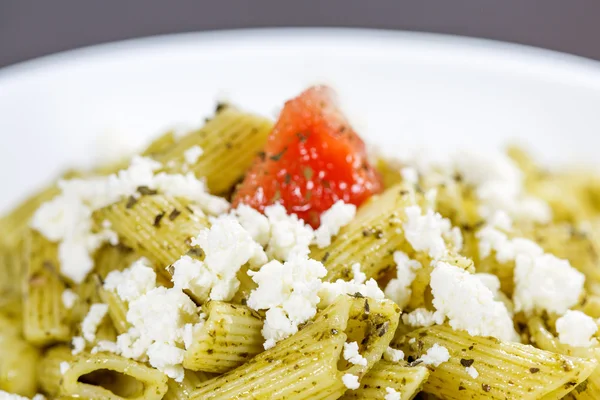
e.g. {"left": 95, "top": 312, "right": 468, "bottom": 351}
{"left": 1, "top": 0, "right": 600, "bottom": 68}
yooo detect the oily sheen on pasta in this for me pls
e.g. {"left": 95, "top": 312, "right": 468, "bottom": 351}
{"left": 1, "top": 86, "right": 600, "bottom": 400}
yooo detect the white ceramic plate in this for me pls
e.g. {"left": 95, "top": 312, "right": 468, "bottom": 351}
{"left": 2, "top": 28, "right": 600, "bottom": 212}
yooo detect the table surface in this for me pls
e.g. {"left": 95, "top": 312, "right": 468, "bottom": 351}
{"left": 1, "top": 0, "right": 599, "bottom": 68}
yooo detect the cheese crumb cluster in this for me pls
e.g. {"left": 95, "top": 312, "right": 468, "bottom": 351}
{"left": 556, "top": 310, "right": 598, "bottom": 348}
{"left": 30, "top": 156, "right": 227, "bottom": 283}
{"left": 341, "top": 373, "right": 360, "bottom": 390}
{"left": 343, "top": 341, "right": 368, "bottom": 366}
{"left": 417, "top": 343, "right": 450, "bottom": 367}
{"left": 103, "top": 260, "right": 205, "bottom": 381}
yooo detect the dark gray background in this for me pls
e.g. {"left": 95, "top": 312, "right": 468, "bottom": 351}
{"left": 1, "top": 0, "right": 599, "bottom": 68}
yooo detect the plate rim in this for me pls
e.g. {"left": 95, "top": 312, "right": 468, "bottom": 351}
{"left": 2, "top": 27, "right": 600, "bottom": 84}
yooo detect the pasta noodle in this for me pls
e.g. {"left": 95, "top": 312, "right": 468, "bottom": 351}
{"left": 95, "top": 194, "right": 208, "bottom": 275}
{"left": 155, "top": 106, "right": 273, "bottom": 195}
{"left": 183, "top": 301, "right": 264, "bottom": 373}
{"left": 60, "top": 351, "right": 169, "bottom": 400}
{"left": 394, "top": 325, "right": 597, "bottom": 400}
{"left": 338, "top": 360, "right": 429, "bottom": 400}
{"left": 22, "top": 230, "right": 71, "bottom": 346}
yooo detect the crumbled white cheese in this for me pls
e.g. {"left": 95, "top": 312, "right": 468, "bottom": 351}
{"left": 247, "top": 255, "right": 326, "bottom": 349}
{"left": 430, "top": 262, "right": 518, "bottom": 341}
{"left": 31, "top": 156, "right": 228, "bottom": 283}
{"left": 556, "top": 310, "right": 598, "bottom": 347}
{"left": 474, "top": 273, "right": 501, "bottom": 297}
{"left": 104, "top": 258, "right": 156, "bottom": 302}
{"left": 351, "top": 263, "right": 366, "bottom": 285}
{"left": 384, "top": 388, "right": 401, "bottom": 400}
{"left": 120, "top": 286, "right": 205, "bottom": 381}
{"left": 453, "top": 151, "right": 551, "bottom": 223}
{"left": 61, "top": 289, "right": 78, "bottom": 309}
{"left": 403, "top": 206, "right": 451, "bottom": 260}
{"left": 513, "top": 254, "right": 584, "bottom": 315}
{"left": 71, "top": 336, "right": 85, "bottom": 355}
{"left": 82, "top": 303, "right": 109, "bottom": 342}
{"left": 319, "top": 278, "right": 385, "bottom": 307}
{"left": 401, "top": 167, "right": 419, "bottom": 184}
{"left": 59, "top": 362, "right": 70, "bottom": 375}
{"left": 231, "top": 204, "right": 271, "bottom": 247}
{"left": 477, "top": 225, "right": 543, "bottom": 263}
{"left": 418, "top": 343, "right": 450, "bottom": 367}
{"left": 383, "top": 346, "right": 405, "bottom": 363}
{"left": 384, "top": 251, "right": 421, "bottom": 308}
{"left": 32, "top": 395, "right": 45, "bottom": 400}
{"left": 343, "top": 341, "right": 367, "bottom": 366}
{"left": 264, "top": 204, "right": 314, "bottom": 261}
{"left": 402, "top": 308, "right": 444, "bottom": 328}
{"left": 176, "top": 215, "right": 266, "bottom": 302}
{"left": 342, "top": 373, "right": 360, "bottom": 390}
{"left": 465, "top": 365, "right": 479, "bottom": 379}
{"left": 183, "top": 145, "right": 204, "bottom": 165}
{"left": 314, "top": 201, "right": 356, "bottom": 248}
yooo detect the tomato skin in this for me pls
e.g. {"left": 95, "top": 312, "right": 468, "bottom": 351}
{"left": 233, "top": 86, "right": 382, "bottom": 228}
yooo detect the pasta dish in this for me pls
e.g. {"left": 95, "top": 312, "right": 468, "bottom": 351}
{"left": 2, "top": 86, "right": 600, "bottom": 400}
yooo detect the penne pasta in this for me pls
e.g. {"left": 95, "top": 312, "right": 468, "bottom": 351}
{"left": 339, "top": 360, "right": 429, "bottom": 400}
{"left": 60, "top": 351, "right": 169, "bottom": 400}
{"left": 155, "top": 107, "right": 273, "bottom": 195}
{"left": 95, "top": 194, "right": 209, "bottom": 274}
{"left": 22, "top": 230, "right": 71, "bottom": 346}
{"left": 310, "top": 184, "right": 416, "bottom": 282}
{"left": 394, "top": 324, "right": 597, "bottom": 400}
{"left": 191, "top": 296, "right": 400, "bottom": 400}
{"left": 183, "top": 301, "right": 264, "bottom": 373}
{"left": 164, "top": 370, "right": 215, "bottom": 400}
{"left": 37, "top": 345, "right": 74, "bottom": 397}
{"left": 0, "top": 326, "right": 41, "bottom": 397}
{"left": 95, "top": 275, "right": 129, "bottom": 335}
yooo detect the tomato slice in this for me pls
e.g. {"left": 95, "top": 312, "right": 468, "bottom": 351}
{"left": 232, "top": 85, "right": 383, "bottom": 228}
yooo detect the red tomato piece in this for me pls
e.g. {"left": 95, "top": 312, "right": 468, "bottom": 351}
{"left": 232, "top": 85, "right": 383, "bottom": 228}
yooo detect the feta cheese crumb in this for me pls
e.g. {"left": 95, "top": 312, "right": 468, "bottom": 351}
{"left": 122, "top": 287, "right": 205, "bottom": 381}
{"left": 314, "top": 201, "right": 356, "bottom": 248}
{"left": 474, "top": 273, "right": 501, "bottom": 297}
{"left": 183, "top": 145, "right": 204, "bottom": 165}
{"left": 319, "top": 278, "right": 385, "bottom": 307}
{"left": 72, "top": 336, "right": 85, "bottom": 355}
{"left": 265, "top": 204, "right": 314, "bottom": 261}
{"left": 61, "top": 289, "right": 78, "bottom": 309}
{"left": 342, "top": 373, "right": 360, "bottom": 390}
{"left": 556, "top": 310, "right": 598, "bottom": 347}
{"left": 104, "top": 258, "right": 156, "bottom": 302}
{"left": 32, "top": 395, "right": 46, "bottom": 400}
{"left": 343, "top": 341, "right": 367, "bottom": 366}
{"left": 513, "top": 254, "right": 584, "bottom": 315}
{"left": 430, "top": 262, "right": 518, "bottom": 341}
{"left": 247, "top": 255, "right": 326, "bottom": 349}
{"left": 59, "top": 362, "right": 70, "bottom": 375}
{"left": 383, "top": 346, "right": 405, "bottom": 363}
{"left": 351, "top": 263, "right": 366, "bottom": 285}
{"left": 384, "top": 251, "right": 421, "bottom": 308}
{"left": 82, "top": 303, "right": 109, "bottom": 342}
{"left": 402, "top": 308, "right": 444, "bottom": 328}
{"left": 178, "top": 215, "right": 266, "bottom": 302}
{"left": 403, "top": 206, "right": 451, "bottom": 260}
{"left": 231, "top": 204, "right": 271, "bottom": 246}
{"left": 418, "top": 343, "right": 450, "bottom": 367}
{"left": 384, "top": 387, "right": 401, "bottom": 400}
{"left": 465, "top": 365, "right": 479, "bottom": 379}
